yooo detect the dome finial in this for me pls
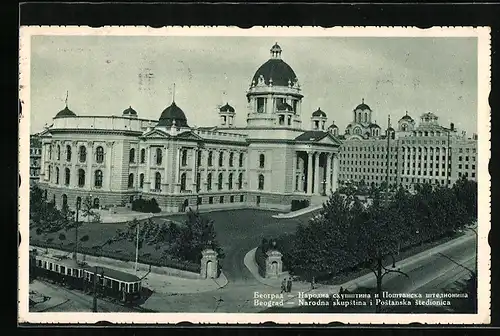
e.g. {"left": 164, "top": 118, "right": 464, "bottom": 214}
{"left": 362, "top": 98, "right": 364, "bottom": 104}
{"left": 172, "top": 83, "right": 176, "bottom": 103}
{"left": 65, "top": 90, "right": 69, "bottom": 107}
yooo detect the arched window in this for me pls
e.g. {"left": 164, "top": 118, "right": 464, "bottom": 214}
{"left": 57, "top": 145, "right": 61, "bottom": 160}
{"left": 55, "top": 167, "right": 60, "bottom": 184}
{"left": 259, "top": 154, "right": 265, "bottom": 168}
{"left": 181, "top": 149, "right": 188, "bottom": 166}
{"left": 238, "top": 173, "right": 243, "bottom": 189}
{"left": 62, "top": 194, "right": 68, "bottom": 208}
{"left": 155, "top": 172, "right": 161, "bottom": 190}
{"left": 197, "top": 150, "right": 202, "bottom": 166}
{"left": 239, "top": 153, "right": 244, "bottom": 167}
{"left": 228, "top": 173, "right": 233, "bottom": 190}
{"left": 364, "top": 113, "right": 368, "bottom": 123}
{"left": 180, "top": 173, "right": 186, "bottom": 191}
{"left": 218, "top": 172, "right": 223, "bottom": 190}
{"left": 78, "top": 169, "right": 85, "bottom": 187}
{"left": 94, "top": 170, "right": 103, "bottom": 188}
{"left": 93, "top": 198, "right": 100, "bottom": 209}
{"left": 208, "top": 151, "right": 213, "bottom": 166}
{"left": 258, "top": 174, "right": 265, "bottom": 190}
{"left": 79, "top": 146, "right": 87, "bottom": 163}
{"left": 95, "top": 146, "right": 104, "bottom": 163}
{"left": 66, "top": 145, "right": 72, "bottom": 162}
{"left": 64, "top": 168, "right": 70, "bottom": 186}
{"left": 156, "top": 148, "right": 162, "bottom": 165}
{"left": 196, "top": 172, "right": 201, "bottom": 192}
{"left": 207, "top": 173, "right": 212, "bottom": 191}
{"left": 48, "top": 165, "right": 52, "bottom": 181}
{"left": 49, "top": 146, "right": 52, "bottom": 160}
{"left": 129, "top": 148, "right": 135, "bottom": 163}
{"left": 140, "top": 148, "right": 146, "bottom": 164}
{"left": 128, "top": 173, "right": 134, "bottom": 188}
{"left": 229, "top": 152, "right": 234, "bottom": 167}
{"left": 139, "top": 173, "right": 144, "bottom": 188}
{"left": 218, "top": 151, "right": 224, "bottom": 167}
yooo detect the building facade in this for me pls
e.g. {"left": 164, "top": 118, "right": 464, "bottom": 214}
{"left": 30, "top": 134, "right": 42, "bottom": 186}
{"left": 337, "top": 103, "right": 478, "bottom": 191}
{"left": 37, "top": 43, "right": 342, "bottom": 212}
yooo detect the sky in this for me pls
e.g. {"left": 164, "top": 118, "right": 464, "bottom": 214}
{"left": 29, "top": 35, "right": 478, "bottom": 135}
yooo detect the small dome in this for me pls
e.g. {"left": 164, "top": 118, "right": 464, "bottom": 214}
{"left": 369, "top": 123, "right": 381, "bottom": 129}
{"left": 400, "top": 112, "right": 414, "bottom": 122}
{"left": 312, "top": 108, "right": 326, "bottom": 117}
{"left": 54, "top": 106, "right": 76, "bottom": 118}
{"left": 387, "top": 127, "right": 395, "bottom": 133}
{"left": 157, "top": 102, "right": 188, "bottom": 127}
{"left": 219, "top": 103, "right": 235, "bottom": 113}
{"left": 123, "top": 106, "right": 137, "bottom": 115}
{"left": 277, "top": 102, "right": 293, "bottom": 112}
{"left": 354, "top": 99, "right": 371, "bottom": 111}
{"left": 328, "top": 122, "right": 338, "bottom": 129}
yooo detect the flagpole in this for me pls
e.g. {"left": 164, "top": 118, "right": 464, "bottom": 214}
{"left": 135, "top": 221, "right": 139, "bottom": 273}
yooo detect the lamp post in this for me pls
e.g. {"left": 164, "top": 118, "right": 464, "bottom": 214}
{"left": 73, "top": 197, "right": 82, "bottom": 261}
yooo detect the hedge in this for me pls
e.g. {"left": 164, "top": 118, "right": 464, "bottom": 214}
{"left": 31, "top": 239, "right": 201, "bottom": 273}
{"left": 132, "top": 198, "right": 161, "bottom": 213}
{"left": 291, "top": 199, "right": 310, "bottom": 212}
{"left": 255, "top": 245, "right": 267, "bottom": 277}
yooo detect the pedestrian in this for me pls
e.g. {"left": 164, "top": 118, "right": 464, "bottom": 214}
{"left": 280, "top": 278, "right": 287, "bottom": 293}
{"left": 311, "top": 276, "right": 316, "bottom": 290}
{"left": 339, "top": 286, "right": 344, "bottom": 294}
{"left": 287, "top": 276, "right": 293, "bottom": 293}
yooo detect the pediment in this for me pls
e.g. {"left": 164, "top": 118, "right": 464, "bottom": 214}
{"left": 141, "top": 128, "right": 171, "bottom": 139}
{"left": 318, "top": 133, "right": 342, "bottom": 146}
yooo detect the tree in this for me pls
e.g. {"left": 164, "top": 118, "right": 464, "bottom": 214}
{"left": 82, "top": 196, "right": 101, "bottom": 224}
{"left": 58, "top": 233, "right": 66, "bottom": 248}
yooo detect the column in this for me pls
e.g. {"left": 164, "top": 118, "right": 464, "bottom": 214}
{"left": 306, "top": 151, "right": 313, "bottom": 195}
{"left": 163, "top": 145, "right": 169, "bottom": 193}
{"left": 438, "top": 147, "right": 443, "bottom": 182}
{"left": 71, "top": 141, "right": 78, "bottom": 187}
{"left": 314, "top": 152, "right": 320, "bottom": 194}
{"left": 325, "top": 153, "right": 332, "bottom": 194}
{"left": 39, "top": 142, "right": 46, "bottom": 181}
{"left": 332, "top": 153, "right": 339, "bottom": 192}
{"left": 143, "top": 146, "right": 151, "bottom": 192}
{"left": 192, "top": 148, "right": 197, "bottom": 191}
{"left": 291, "top": 151, "right": 297, "bottom": 192}
{"left": 86, "top": 142, "right": 93, "bottom": 189}
{"left": 106, "top": 142, "right": 113, "bottom": 191}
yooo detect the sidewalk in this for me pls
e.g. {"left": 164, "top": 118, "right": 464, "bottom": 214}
{"left": 272, "top": 205, "right": 323, "bottom": 219}
{"left": 31, "top": 246, "right": 228, "bottom": 295}
{"left": 243, "top": 231, "right": 476, "bottom": 308}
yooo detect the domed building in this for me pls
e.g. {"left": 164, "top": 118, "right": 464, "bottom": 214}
{"left": 37, "top": 43, "right": 342, "bottom": 213}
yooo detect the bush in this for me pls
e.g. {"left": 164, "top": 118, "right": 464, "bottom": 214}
{"left": 291, "top": 199, "right": 310, "bottom": 212}
{"left": 132, "top": 198, "right": 161, "bottom": 213}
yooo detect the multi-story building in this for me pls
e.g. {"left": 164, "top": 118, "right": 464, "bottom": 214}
{"left": 336, "top": 102, "right": 478, "bottom": 191}
{"left": 30, "top": 134, "right": 42, "bottom": 186}
{"left": 36, "top": 43, "right": 342, "bottom": 212}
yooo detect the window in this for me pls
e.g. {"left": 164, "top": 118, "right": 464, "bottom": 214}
{"left": 94, "top": 170, "right": 103, "bottom": 188}
{"left": 129, "top": 148, "right": 135, "bottom": 163}
{"left": 259, "top": 154, "right": 265, "bottom": 168}
{"left": 140, "top": 149, "right": 146, "bottom": 163}
{"left": 65, "top": 168, "right": 70, "bottom": 186}
{"left": 66, "top": 145, "right": 72, "bottom": 162}
{"left": 78, "top": 169, "right": 85, "bottom": 187}
{"left": 230, "top": 195, "right": 235, "bottom": 203}
{"left": 228, "top": 173, "right": 233, "bottom": 190}
{"left": 258, "top": 174, "right": 265, "bottom": 190}
{"left": 208, "top": 151, "right": 213, "bottom": 166}
{"left": 196, "top": 173, "right": 201, "bottom": 192}
{"left": 181, "top": 149, "right": 188, "bottom": 166}
{"left": 257, "top": 98, "right": 265, "bottom": 113}
{"left": 155, "top": 172, "right": 161, "bottom": 190}
{"left": 238, "top": 173, "right": 243, "bottom": 190}
{"left": 127, "top": 173, "right": 134, "bottom": 188}
{"left": 219, "top": 196, "right": 224, "bottom": 204}
{"left": 156, "top": 148, "right": 162, "bottom": 165}
{"left": 55, "top": 167, "right": 60, "bottom": 184}
{"left": 209, "top": 196, "right": 214, "bottom": 204}
{"left": 139, "top": 173, "right": 144, "bottom": 188}
{"left": 79, "top": 146, "right": 87, "bottom": 163}
{"left": 229, "top": 152, "right": 234, "bottom": 167}
{"left": 219, "top": 152, "right": 224, "bottom": 167}
{"left": 239, "top": 153, "right": 244, "bottom": 167}
{"left": 240, "top": 195, "right": 244, "bottom": 203}
{"left": 57, "top": 145, "right": 61, "bottom": 160}
{"left": 218, "top": 173, "right": 223, "bottom": 190}
{"left": 95, "top": 146, "right": 104, "bottom": 163}
{"left": 207, "top": 173, "right": 212, "bottom": 191}
{"left": 197, "top": 150, "right": 202, "bottom": 166}
{"left": 180, "top": 173, "right": 187, "bottom": 191}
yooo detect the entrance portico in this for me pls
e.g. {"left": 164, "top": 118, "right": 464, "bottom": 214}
{"left": 293, "top": 149, "right": 339, "bottom": 196}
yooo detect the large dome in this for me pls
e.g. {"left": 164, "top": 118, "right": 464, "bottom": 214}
{"left": 157, "top": 102, "right": 188, "bottom": 127}
{"left": 251, "top": 43, "right": 297, "bottom": 87}
{"left": 54, "top": 106, "right": 76, "bottom": 118}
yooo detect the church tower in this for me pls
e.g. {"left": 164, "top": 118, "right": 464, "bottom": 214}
{"left": 246, "top": 43, "right": 303, "bottom": 129}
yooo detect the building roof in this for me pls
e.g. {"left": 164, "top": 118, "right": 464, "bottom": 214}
{"left": 252, "top": 58, "right": 297, "bottom": 87}
{"left": 54, "top": 106, "right": 76, "bottom": 118}
{"left": 295, "top": 130, "right": 329, "bottom": 142}
{"left": 123, "top": 106, "right": 138, "bottom": 115}
{"left": 369, "top": 123, "right": 381, "bottom": 129}
{"left": 83, "top": 265, "right": 141, "bottom": 283}
{"left": 328, "top": 122, "right": 338, "bottom": 129}
{"left": 157, "top": 102, "right": 189, "bottom": 127}
{"left": 219, "top": 103, "right": 235, "bottom": 113}
{"left": 400, "top": 112, "right": 414, "bottom": 122}
{"left": 312, "top": 108, "right": 327, "bottom": 117}
{"left": 354, "top": 99, "right": 371, "bottom": 111}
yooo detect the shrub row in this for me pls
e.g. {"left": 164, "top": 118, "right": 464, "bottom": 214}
{"left": 31, "top": 239, "right": 201, "bottom": 273}
{"left": 132, "top": 198, "right": 161, "bottom": 213}
{"left": 255, "top": 245, "right": 267, "bottom": 278}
